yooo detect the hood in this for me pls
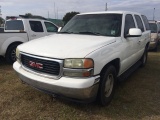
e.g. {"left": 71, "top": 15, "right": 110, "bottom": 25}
{"left": 18, "top": 34, "right": 116, "bottom": 59}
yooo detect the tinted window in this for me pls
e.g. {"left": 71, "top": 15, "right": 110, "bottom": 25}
{"left": 157, "top": 23, "right": 160, "bottom": 32}
{"left": 5, "top": 20, "right": 24, "bottom": 30}
{"left": 44, "top": 22, "right": 58, "bottom": 32}
{"left": 149, "top": 23, "right": 157, "bottom": 33}
{"left": 135, "top": 15, "right": 144, "bottom": 32}
{"left": 124, "top": 14, "right": 136, "bottom": 36}
{"left": 60, "top": 14, "right": 122, "bottom": 37}
{"left": 141, "top": 15, "right": 150, "bottom": 30}
{"left": 0, "top": 27, "right": 4, "bottom": 32}
{"left": 29, "top": 21, "right": 44, "bottom": 32}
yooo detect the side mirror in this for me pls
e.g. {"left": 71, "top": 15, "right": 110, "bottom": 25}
{"left": 125, "top": 28, "right": 142, "bottom": 37}
{"left": 58, "top": 27, "right": 62, "bottom": 32}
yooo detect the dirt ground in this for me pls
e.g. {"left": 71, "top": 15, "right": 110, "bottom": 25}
{"left": 0, "top": 47, "right": 160, "bottom": 120}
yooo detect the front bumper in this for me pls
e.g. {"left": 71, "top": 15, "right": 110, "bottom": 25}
{"left": 13, "top": 62, "right": 100, "bottom": 102}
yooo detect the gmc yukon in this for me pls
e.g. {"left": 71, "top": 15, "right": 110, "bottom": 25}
{"left": 13, "top": 11, "right": 151, "bottom": 106}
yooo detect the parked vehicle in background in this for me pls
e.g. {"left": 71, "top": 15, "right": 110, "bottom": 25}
{"left": 14, "top": 11, "right": 150, "bottom": 106}
{"left": 149, "top": 21, "right": 160, "bottom": 51}
{"left": 157, "top": 21, "right": 160, "bottom": 42}
{"left": 0, "top": 27, "right": 4, "bottom": 32}
{"left": 0, "top": 16, "right": 59, "bottom": 63}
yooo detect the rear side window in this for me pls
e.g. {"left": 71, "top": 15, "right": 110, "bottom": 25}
{"left": 44, "top": 22, "right": 58, "bottom": 32}
{"left": 5, "top": 20, "right": 24, "bottom": 30}
{"left": 149, "top": 23, "right": 157, "bottom": 33}
{"left": 29, "top": 21, "right": 44, "bottom": 32}
{"left": 124, "top": 14, "right": 136, "bottom": 36}
{"left": 141, "top": 15, "right": 150, "bottom": 30}
{"left": 157, "top": 23, "right": 160, "bottom": 32}
{"left": 134, "top": 15, "right": 144, "bottom": 32}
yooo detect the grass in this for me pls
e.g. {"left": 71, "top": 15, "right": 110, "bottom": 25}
{"left": 0, "top": 46, "right": 160, "bottom": 120}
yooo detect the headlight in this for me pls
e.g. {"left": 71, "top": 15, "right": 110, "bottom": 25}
{"left": 64, "top": 59, "right": 94, "bottom": 68}
{"left": 16, "top": 48, "right": 20, "bottom": 63}
{"left": 63, "top": 58, "right": 94, "bottom": 77}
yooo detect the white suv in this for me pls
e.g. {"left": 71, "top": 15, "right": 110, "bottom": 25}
{"left": 13, "top": 11, "right": 150, "bottom": 106}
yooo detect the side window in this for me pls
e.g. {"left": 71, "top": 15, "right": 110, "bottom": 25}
{"left": 44, "top": 22, "right": 58, "bottom": 32}
{"left": 141, "top": 15, "right": 150, "bottom": 30}
{"left": 29, "top": 21, "right": 44, "bottom": 32}
{"left": 124, "top": 14, "right": 136, "bottom": 36}
{"left": 134, "top": 15, "right": 144, "bottom": 32}
{"left": 158, "top": 23, "right": 160, "bottom": 32}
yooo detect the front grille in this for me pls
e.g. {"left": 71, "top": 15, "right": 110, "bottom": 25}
{"left": 21, "top": 54, "right": 60, "bottom": 76}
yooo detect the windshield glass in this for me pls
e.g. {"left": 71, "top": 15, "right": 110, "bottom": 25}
{"left": 60, "top": 14, "right": 122, "bottom": 37}
{"left": 149, "top": 23, "right": 157, "bottom": 33}
{"left": 5, "top": 20, "right": 24, "bottom": 30}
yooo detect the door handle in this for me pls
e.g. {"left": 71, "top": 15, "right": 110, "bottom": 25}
{"left": 31, "top": 34, "right": 36, "bottom": 37}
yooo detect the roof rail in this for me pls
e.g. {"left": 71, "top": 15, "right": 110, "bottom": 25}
{"left": 19, "top": 15, "right": 47, "bottom": 20}
{"left": 6, "top": 15, "right": 47, "bottom": 20}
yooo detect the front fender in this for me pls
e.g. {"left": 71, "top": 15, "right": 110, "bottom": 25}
{"left": 86, "top": 44, "right": 122, "bottom": 75}
{"left": 0, "top": 36, "right": 28, "bottom": 56}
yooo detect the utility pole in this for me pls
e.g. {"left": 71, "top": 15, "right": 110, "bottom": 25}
{"left": 105, "top": 3, "right": 108, "bottom": 11}
{"left": 0, "top": 6, "right": 2, "bottom": 26}
{"left": 0, "top": 6, "right": 2, "bottom": 18}
{"left": 153, "top": 8, "right": 155, "bottom": 20}
{"left": 48, "top": 11, "right": 49, "bottom": 19}
{"left": 54, "top": 2, "right": 56, "bottom": 19}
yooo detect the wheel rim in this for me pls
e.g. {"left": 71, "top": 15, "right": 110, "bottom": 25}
{"left": 11, "top": 49, "right": 16, "bottom": 62}
{"left": 104, "top": 74, "right": 114, "bottom": 97}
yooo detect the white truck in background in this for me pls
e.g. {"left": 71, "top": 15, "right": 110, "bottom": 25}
{"left": 0, "top": 16, "right": 59, "bottom": 63}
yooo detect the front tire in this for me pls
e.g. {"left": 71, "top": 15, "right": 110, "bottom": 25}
{"left": 5, "top": 44, "right": 19, "bottom": 64}
{"left": 98, "top": 65, "right": 117, "bottom": 106}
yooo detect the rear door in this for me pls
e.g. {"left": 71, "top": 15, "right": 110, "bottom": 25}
{"left": 28, "top": 20, "right": 46, "bottom": 40}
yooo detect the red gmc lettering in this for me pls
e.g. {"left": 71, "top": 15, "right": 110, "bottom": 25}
{"left": 29, "top": 61, "right": 43, "bottom": 69}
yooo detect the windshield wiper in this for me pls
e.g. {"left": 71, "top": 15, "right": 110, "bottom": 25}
{"left": 78, "top": 31, "right": 102, "bottom": 36}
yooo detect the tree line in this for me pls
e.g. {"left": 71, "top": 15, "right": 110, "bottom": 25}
{"left": 0, "top": 11, "right": 80, "bottom": 26}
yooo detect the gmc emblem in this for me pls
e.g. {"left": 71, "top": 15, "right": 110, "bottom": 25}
{"left": 29, "top": 61, "right": 43, "bottom": 69}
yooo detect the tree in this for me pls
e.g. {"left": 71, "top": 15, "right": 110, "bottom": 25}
{"left": 25, "top": 13, "right": 33, "bottom": 17}
{"left": 63, "top": 11, "right": 80, "bottom": 24}
{"left": 24, "top": 13, "right": 46, "bottom": 20}
{"left": 0, "top": 17, "right": 4, "bottom": 26}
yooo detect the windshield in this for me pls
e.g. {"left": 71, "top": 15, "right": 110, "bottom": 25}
{"left": 60, "top": 14, "right": 122, "bottom": 37}
{"left": 5, "top": 20, "right": 24, "bottom": 30}
{"left": 149, "top": 23, "right": 157, "bottom": 33}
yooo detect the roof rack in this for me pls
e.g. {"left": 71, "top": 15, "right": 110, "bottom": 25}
{"left": 19, "top": 15, "right": 47, "bottom": 20}
{"left": 6, "top": 15, "right": 47, "bottom": 20}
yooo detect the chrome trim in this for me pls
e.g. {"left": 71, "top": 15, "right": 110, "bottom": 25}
{"left": 63, "top": 68, "right": 94, "bottom": 78}
{"left": 63, "top": 68, "right": 93, "bottom": 72}
{"left": 20, "top": 52, "right": 63, "bottom": 80}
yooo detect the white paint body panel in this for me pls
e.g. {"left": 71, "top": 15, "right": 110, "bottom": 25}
{"left": 13, "top": 11, "right": 151, "bottom": 100}
{"left": 0, "top": 18, "right": 58, "bottom": 56}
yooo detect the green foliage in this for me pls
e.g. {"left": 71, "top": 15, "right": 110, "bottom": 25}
{"left": 24, "top": 13, "right": 46, "bottom": 20}
{"left": 25, "top": 13, "right": 33, "bottom": 17}
{"left": 0, "top": 17, "right": 4, "bottom": 25}
{"left": 63, "top": 11, "right": 80, "bottom": 24}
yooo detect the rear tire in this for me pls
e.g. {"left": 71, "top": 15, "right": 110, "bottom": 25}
{"left": 5, "top": 44, "right": 19, "bottom": 64}
{"left": 98, "top": 65, "right": 117, "bottom": 106}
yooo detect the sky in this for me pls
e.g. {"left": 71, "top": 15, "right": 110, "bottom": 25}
{"left": 0, "top": 0, "right": 160, "bottom": 20}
